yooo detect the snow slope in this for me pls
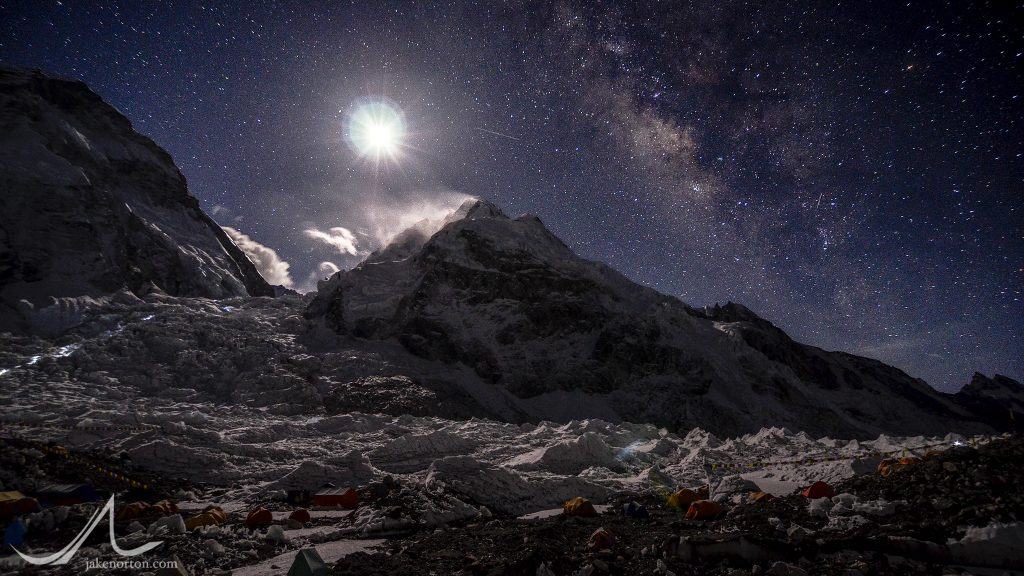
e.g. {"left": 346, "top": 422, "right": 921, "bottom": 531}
{"left": 0, "top": 291, "right": 1009, "bottom": 521}
{"left": 0, "top": 337, "right": 986, "bottom": 517}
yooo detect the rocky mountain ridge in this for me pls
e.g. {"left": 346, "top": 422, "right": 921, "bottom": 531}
{"left": 304, "top": 198, "right": 1012, "bottom": 437}
{"left": 0, "top": 67, "right": 272, "bottom": 333}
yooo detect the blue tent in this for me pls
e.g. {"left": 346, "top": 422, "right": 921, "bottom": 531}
{"left": 4, "top": 519, "right": 27, "bottom": 547}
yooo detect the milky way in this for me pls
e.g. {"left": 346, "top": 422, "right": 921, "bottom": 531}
{"left": 1, "top": 1, "right": 1020, "bottom": 390}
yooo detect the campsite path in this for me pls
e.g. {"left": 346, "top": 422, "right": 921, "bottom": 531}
{"left": 271, "top": 509, "right": 353, "bottom": 521}
{"left": 178, "top": 500, "right": 247, "bottom": 514}
{"left": 230, "top": 538, "right": 385, "bottom": 576}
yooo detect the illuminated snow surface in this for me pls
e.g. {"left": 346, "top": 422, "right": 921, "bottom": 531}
{"left": 0, "top": 294, "right": 981, "bottom": 522}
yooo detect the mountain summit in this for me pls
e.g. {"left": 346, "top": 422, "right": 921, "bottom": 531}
{"left": 306, "top": 198, "right": 990, "bottom": 437}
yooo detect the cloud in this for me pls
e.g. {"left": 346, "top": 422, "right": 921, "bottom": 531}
{"left": 317, "top": 261, "right": 341, "bottom": 276}
{"left": 302, "top": 192, "right": 470, "bottom": 262}
{"left": 297, "top": 261, "right": 341, "bottom": 294}
{"left": 359, "top": 191, "right": 473, "bottom": 247}
{"left": 304, "top": 226, "right": 360, "bottom": 255}
{"left": 222, "top": 226, "right": 294, "bottom": 287}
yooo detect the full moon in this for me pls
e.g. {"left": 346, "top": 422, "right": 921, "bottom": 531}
{"left": 347, "top": 100, "right": 405, "bottom": 161}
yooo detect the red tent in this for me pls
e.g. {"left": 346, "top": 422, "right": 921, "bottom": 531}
{"left": 312, "top": 487, "right": 358, "bottom": 508}
{"left": 245, "top": 507, "right": 273, "bottom": 528}
{"left": 801, "top": 481, "right": 836, "bottom": 499}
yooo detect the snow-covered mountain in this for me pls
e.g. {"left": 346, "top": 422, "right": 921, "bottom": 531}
{"left": 0, "top": 67, "right": 272, "bottom": 332}
{"left": 0, "top": 68, "right": 1015, "bottom": 438}
{"left": 307, "top": 198, "right": 993, "bottom": 437}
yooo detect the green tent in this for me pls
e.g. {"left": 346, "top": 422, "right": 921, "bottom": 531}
{"left": 288, "top": 548, "right": 327, "bottom": 576}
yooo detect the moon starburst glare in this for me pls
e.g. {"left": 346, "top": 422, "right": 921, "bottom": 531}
{"left": 347, "top": 100, "right": 405, "bottom": 163}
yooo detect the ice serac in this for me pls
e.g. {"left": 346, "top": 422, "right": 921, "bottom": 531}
{"left": 0, "top": 67, "right": 272, "bottom": 330}
{"left": 306, "top": 198, "right": 989, "bottom": 437}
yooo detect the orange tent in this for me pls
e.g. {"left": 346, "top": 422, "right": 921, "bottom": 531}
{"left": 152, "top": 500, "right": 178, "bottom": 515}
{"left": 684, "top": 500, "right": 724, "bottom": 520}
{"left": 748, "top": 491, "right": 774, "bottom": 503}
{"left": 116, "top": 499, "right": 178, "bottom": 521}
{"left": 185, "top": 506, "right": 226, "bottom": 530}
{"left": 801, "top": 481, "right": 835, "bottom": 499}
{"left": 116, "top": 501, "right": 151, "bottom": 521}
{"left": 562, "top": 497, "right": 598, "bottom": 517}
{"left": 667, "top": 488, "right": 702, "bottom": 509}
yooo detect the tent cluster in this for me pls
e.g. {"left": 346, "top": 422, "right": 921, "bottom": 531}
{"left": 560, "top": 478, "right": 844, "bottom": 530}
{"left": 666, "top": 486, "right": 708, "bottom": 509}
{"left": 665, "top": 485, "right": 723, "bottom": 520}
{"left": 116, "top": 499, "right": 179, "bottom": 521}
{"left": 0, "top": 491, "right": 39, "bottom": 521}
{"left": 1, "top": 483, "right": 98, "bottom": 548}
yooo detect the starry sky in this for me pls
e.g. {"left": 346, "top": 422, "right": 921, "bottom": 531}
{"left": 1, "top": 1, "right": 1021, "bottom": 391}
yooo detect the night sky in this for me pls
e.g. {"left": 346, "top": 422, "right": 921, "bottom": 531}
{"left": 1, "top": 1, "right": 1021, "bottom": 391}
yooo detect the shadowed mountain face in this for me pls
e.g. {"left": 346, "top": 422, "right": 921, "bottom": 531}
{"left": 952, "top": 373, "right": 1024, "bottom": 433}
{"left": 307, "top": 199, "right": 1000, "bottom": 437}
{"left": 0, "top": 67, "right": 272, "bottom": 331}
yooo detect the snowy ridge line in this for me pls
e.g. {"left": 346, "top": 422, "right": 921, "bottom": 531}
{"left": 706, "top": 437, "right": 982, "bottom": 473}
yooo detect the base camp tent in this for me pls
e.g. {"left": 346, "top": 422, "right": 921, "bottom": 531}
{"left": 288, "top": 547, "right": 327, "bottom": 576}
{"left": 35, "top": 483, "right": 100, "bottom": 506}
{"left": 0, "top": 491, "right": 39, "bottom": 519}
{"left": 312, "top": 487, "right": 358, "bottom": 508}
